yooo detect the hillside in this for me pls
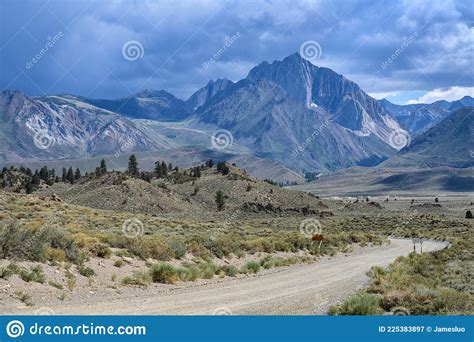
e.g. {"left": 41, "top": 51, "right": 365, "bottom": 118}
{"left": 0, "top": 91, "right": 156, "bottom": 162}
{"left": 34, "top": 162, "right": 327, "bottom": 219}
{"left": 382, "top": 107, "right": 474, "bottom": 169}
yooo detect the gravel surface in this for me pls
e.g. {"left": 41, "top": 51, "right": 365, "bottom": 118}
{"left": 5, "top": 238, "right": 447, "bottom": 315}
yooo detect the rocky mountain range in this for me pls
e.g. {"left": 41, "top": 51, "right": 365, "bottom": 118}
{"left": 85, "top": 89, "right": 192, "bottom": 121}
{"left": 379, "top": 96, "right": 474, "bottom": 134}
{"left": 0, "top": 91, "right": 156, "bottom": 162}
{"left": 1, "top": 53, "right": 472, "bottom": 181}
{"left": 382, "top": 106, "right": 473, "bottom": 168}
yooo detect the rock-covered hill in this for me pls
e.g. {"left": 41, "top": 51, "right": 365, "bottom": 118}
{"left": 35, "top": 163, "right": 328, "bottom": 219}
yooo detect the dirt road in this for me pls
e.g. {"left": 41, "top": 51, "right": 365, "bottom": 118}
{"left": 13, "top": 238, "right": 447, "bottom": 315}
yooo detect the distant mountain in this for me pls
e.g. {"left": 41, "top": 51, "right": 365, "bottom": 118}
{"left": 246, "top": 53, "right": 405, "bottom": 149}
{"left": 85, "top": 89, "right": 192, "bottom": 121}
{"left": 192, "top": 53, "right": 398, "bottom": 172}
{"left": 186, "top": 78, "right": 233, "bottom": 110}
{"left": 382, "top": 107, "right": 474, "bottom": 168}
{"left": 380, "top": 96, "right": 474, "bottom": 134}
{"left": 0, "top": 91, "right": 156, "bottom": 162}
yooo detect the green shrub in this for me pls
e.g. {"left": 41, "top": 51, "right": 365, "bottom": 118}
{"left": 168, "top": 239, "right": 186, "bottom": 259}
{"left": 77, "top": 265, "right": 95, "bottom": 277}
{"left": 178, "top": 265, "right": 200, "bottom": 281}
{"left": 329, "top": 293, "right": 383, "bottom": 315}
{"left": 149, "top": 263, "right": 179, "bottom": 284}
{"left": 18, "top": 265, "right": 45, "bottom": 283}
{"left": 0, "top": 266, "right": 12, "bottom": 279}
{"left": 90, "top": 243, "right": 111, "bottom": 258}
{"left": 114, "top": 259, "right": 125, "bottom": 267}
{"left": 242, "top": 261, "right": 261, "bottom": 274}
{"left": 197, "top": 260, "right": 219, "bottom": 279}
{"left": 0, "top": 220, "right": 82, "bottom": 263}
{"left": 221, "top": 265, "right": 239, "bottom": 277}
{"left": 122, "top": 270, "right": 151, "bottom": 286}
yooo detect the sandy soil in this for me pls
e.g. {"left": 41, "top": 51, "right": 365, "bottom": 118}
{"left": 2, "top": 238, "right": 447, "bottom": 315}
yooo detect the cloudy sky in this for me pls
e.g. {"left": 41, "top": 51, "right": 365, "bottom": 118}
{"left": 0, "top": 0, "right": 472, "bottom": 104}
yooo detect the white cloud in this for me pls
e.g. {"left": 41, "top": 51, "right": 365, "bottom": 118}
{"left": 368, "top": 91, "right": 399, "bottom": 99}
{"left": 405, "top": 86, "right": 474, "bottom": 104}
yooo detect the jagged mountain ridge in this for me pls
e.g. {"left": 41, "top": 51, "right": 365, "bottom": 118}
{"left": 186, "top": 78, "right": 234, "bottom": 110}
{"left": 245, "top": 53, "right": 405, "bottom": 149}
{"left": 379, "top": 96, "right": 474, "bottom": 134}
{"left": 193, "top": 76, "right": 395, "bottom": 172}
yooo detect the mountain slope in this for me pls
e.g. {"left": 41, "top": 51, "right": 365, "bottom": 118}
{"left": 186, "top": 78, "right": 233, "bottom": 110}
{"left": 246, "top": 53, "right": 405, "bottom": 149}
{"left": 379, "top": 96, "right": 474, "bottom": 134}
{"left": 194, "top": 77, "right": 394, "bottom": 172}
{"left": 0, "top": 91, "right": 156, "bottom": 162}
{"left": 382, "top": 107, "right": 474, "bottom": 168}
{"left": 85, "top": 89, "right": 192, "bottom": 121}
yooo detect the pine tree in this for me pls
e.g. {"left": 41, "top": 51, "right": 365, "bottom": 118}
{"left": 128, "top": 155, "right": 139, "bottom": 176}
{"left": 161, "top": 161, "right": 168, "bottom": 177}
{"left": 74, "top": 168, "right": 81, "bottom": 180}
{"left": 215, "top": 191, "right": 225, "bottom": 211}
{"left": 39, "top": 166, "right": 49, "bottom": 181}
{"left": 100, "top": 159, "right": 107, "bottom": 175}
{"left": 154, "top": 161, "right": 162, "bottom": 178}
{"left": 62, "top": 167, "right": 67, "bottom": 182}
{"left": 206, "top": 159, "right": 214, "bottom": 168}
{"left": 25, "top": 180, "right": 33, "bottom": 194}
{"left": 66, "top": 167, "right": 74, "bottom": 184}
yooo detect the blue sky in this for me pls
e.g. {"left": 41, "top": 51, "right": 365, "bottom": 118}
{"left": 0, "top": 0, "right": 472, "bottom": 104}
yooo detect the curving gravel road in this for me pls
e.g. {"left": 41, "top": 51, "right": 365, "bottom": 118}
{"left": 13, "top": 238, "right": 448, "bottom": 315}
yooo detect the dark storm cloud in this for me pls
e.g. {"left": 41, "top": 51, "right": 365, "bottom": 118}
{"left": 0, "top": 0, "right": 472, "bottom": 101}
